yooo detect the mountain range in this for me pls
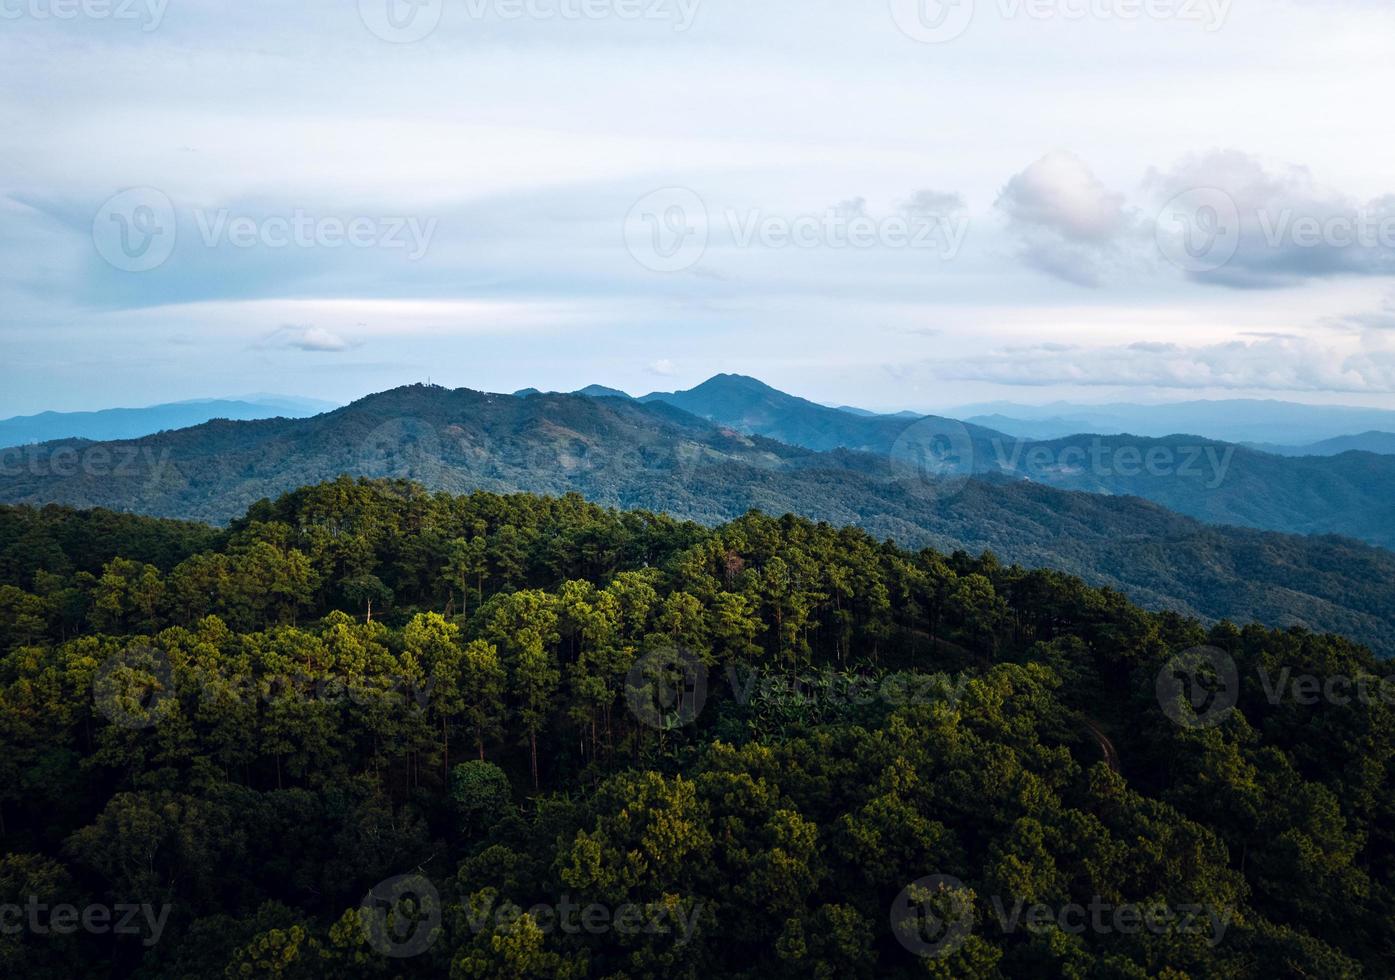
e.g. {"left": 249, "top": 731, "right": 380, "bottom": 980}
{"left": 2, "top": 380, "right": 1394, "bottom": 655}
{"left": 951, "top": 397, "right": 1395, "bottom": 446}
{"left": 0, "top": 395, "right": 337, "bottom": 447}
{"left": 596, "top": 375, "right": 1395, "bottom": 550}
{"left": 1245, "top": 431, "right": 1395, "bottom": 457}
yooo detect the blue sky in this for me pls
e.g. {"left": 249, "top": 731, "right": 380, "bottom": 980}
{"left": 4, "top": 0, "right": 1395, "bottom": 415}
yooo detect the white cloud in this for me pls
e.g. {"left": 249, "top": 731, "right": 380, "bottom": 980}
{"left": 996, "top": 151, "right": 1139, "bottom": 286}
{"left": 1145, "top": 150, "right": 1395, "bottom": 289}
{"left": 261, "top": 325, "right": 354, "bottom": 352}
{"left": 935, "top": 335, "right": 1395, "bottom": 394}
{"left": 6, "top": 2, "right": 1395, "bottom": 411}
{"left": 999, "top": 151, "right": 1131, "bottom": 243}
{"left": 901, "top": 190, "right": 965, "bottom": 216}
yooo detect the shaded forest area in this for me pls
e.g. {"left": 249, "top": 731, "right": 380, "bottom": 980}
{"left": 1, "top": 478, "right": 1390, "bottom": 977}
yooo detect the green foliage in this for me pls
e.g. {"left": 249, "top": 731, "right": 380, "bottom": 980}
{"left": 450, "top": 761, "right": 511, "bottom": 825}
{"left": 0, "top": 480, "right": 1392, "bottom": 977}
{"left": 4, "top": 381, "right": 1395, "bottom": 655}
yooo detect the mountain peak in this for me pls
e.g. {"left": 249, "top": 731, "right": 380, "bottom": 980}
{"left": 573, "top": 384, "right": 633, "bottom": 399}
{"left": 694, "top": 373, "right": 776, "bottom": 392}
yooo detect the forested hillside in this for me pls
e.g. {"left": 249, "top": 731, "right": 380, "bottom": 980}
{"left": 3, "top": 385, "right": 1395, "bottom": 655}
{"left": 1, "top": 480, "right": 1391, "bottom": 977}
{"left": 634, "top": 375, "right": 1395, "bottom": 549}
{"left": 0, "top": 397, "right": 331, "bottom": 447}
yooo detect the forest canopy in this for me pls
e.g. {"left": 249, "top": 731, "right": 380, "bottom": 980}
{"left": 1, "top": 478, "right": 1391, "bottom": 977}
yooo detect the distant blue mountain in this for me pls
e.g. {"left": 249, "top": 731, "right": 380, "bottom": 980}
{"left": 953, "top": 399, "right": 1395, "bottom": 445}
{"left": 1246, "top": 432, "right": 1395, "bottom": 457}
{"left": 605, "top": 374, "right": 1395, "bottom": 550}
{"left": 573, "top": 385, "right": 634, "bottom": 400}
{"left": 0, "top": 396, "right": 336, "bottom": 448}
{"left": 514, "top": 385, "right": 633, "bottom": 400}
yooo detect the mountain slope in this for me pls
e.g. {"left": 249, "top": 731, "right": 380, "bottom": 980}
{"left": 632, "top": 376, "right": 1395, "bottom": 549}
{"left": 0, "top": 396, "right": 334, "bottom": 447}
{"left": 1247, "top": 431, "right": 1395, "bottom": 457}
{"left": 953, "top": 398, "right": 1395, "bottom": 445}
{"left": 991, "top": 433, "right": 1395, "bottom": 549}
{"left": 1, "top": 384, "right": 1393, "bottom": 654}
{"left": 640, "top": 374, "right": 954, "bottom": 454}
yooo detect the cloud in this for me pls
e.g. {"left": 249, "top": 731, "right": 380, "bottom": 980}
{"left": 996, "top": 151, "right": 1138, "bottom": 287}
{"left": 1329, "top": 295, "right": 1395, "bottom": 332}
{"left": 935, "top": 335, "right": 1395, "bottom": 394}
{"left": 832, "top": 197, "right": 868, "bottom": 218}
{"left": 647, "top": 358, "right": 677, "bottom": 377}
{"left": 260, "top": 325, "right": 355, "bottom": 352}
{"left": 999, "top": 152, "right": 1131, "bottom": 242}
{"left": 989, "top": 149, "right": 1395, "bottom": 291}
{"left": 901, "top": 189, "right": 965, "bottom": 215}
{"left": 1145, "top": 150, "right": 1395, "bottom": 289}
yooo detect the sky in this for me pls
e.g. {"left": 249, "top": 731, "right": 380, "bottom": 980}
{"left": 4, "top": 0, "right": 1395, "bottom": 416}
